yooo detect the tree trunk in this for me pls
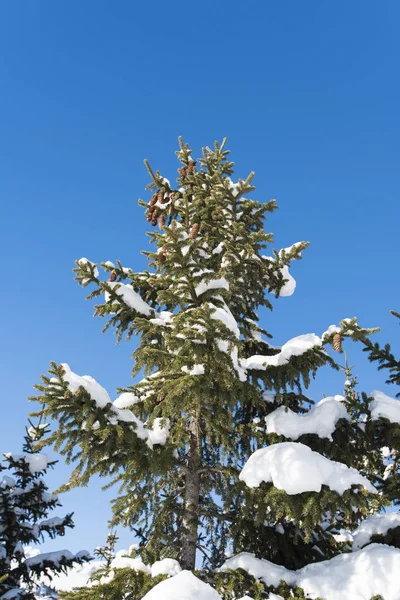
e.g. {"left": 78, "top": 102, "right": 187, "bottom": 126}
{"left": 180, "top": 414, "right": 201, "bottom": 570}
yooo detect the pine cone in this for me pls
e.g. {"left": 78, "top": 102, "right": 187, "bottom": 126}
{"left": 187, "top": 160, "right": 196, "bottom": 175}
{"left": 158, "top": 249, "right": 167, "bottom": 264}
{"left": 146, "top": 213, "right": 152, "bottom": 222}
{"left": 150, "top": 193, "right": 158, "bottom": 207}
{"left": 109, "top": 270, "right": 117, "bottom": 282}
{"left": 189, "top": 223, "right": 200, "bottom": 239}
{"left": 151, "top": 211, "right": 158, "bottom": 226}
{"left": 332, "top": 333, "right": 342, "bottom": 353}
{"left": 178, "top": 166, "right": 187, "bottom": 180}
{"left": 158, "top": 214, "right": 166, "bottom": 230}
{"left": 157, "top": 190, "right": 164, "bottom": 204}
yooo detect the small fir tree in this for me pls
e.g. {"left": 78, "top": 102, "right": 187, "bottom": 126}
{"left": 30, "top": 139, "right": 396, "bottom": 599}
{"left": 0, "top": 420, "right": 90, "bottom": 599}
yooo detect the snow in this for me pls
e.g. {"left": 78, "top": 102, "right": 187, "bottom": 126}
{"left": 57, "top": 365, "right": 170, "bottom": 448}
{"left": 321, "top": 324, "right": 341, "bottom": 340}
{"left": 182, "top": 364, "right": 205, "bottom": 375}
{"left": 297, "top": 543, "right": 400, "bottom": 600}
{"left": 209, "top": 303, "right": 240, "bottom": 338}
{"left": 219, "top": 552, "right": 297, "bottom": 588}
{"left": 244, "top": 334, "right": 322, "bottom": 371}
{"left": 221, "top": 544, "right": 400, "bottom": 600}
{"left": 150, "top": 558, "right": 181, "bottom": 577}
{"left": 239, "top": 442, "right": 376, "bottom": 495}
{"left": 25, "top": 549, "right": 82, "bottom": 568}
{"left": 195, "top": 277, "right": 229, "bottom": 297}
{"left": 77, "top": 258, "right": 99, "bottom": 282}
{"left": 113, "top": 392, "right": 139, "bottom": 409}
{"left": 4, "top": 453, "right": 50, "bottom": 474}
{"left": 43, "top": 560, "right": 105, "bottom": 591}
{"left": 59, "top": 363, "right": 111, "bottom": 408}
{"left": 142, "top": 570, "right": 221, "bottom": 600}
{"left": 352, "top": 512, "right": 400, "bottom": 550}
{"left": 369, "top": 390, "right": 400, "bottom": 423}
{"left": 110, "top": 550, "right": 150, "bottom": 572}
{"left": 105, "top": 281, "right": 153, "bottom": 316}
{"left": 278, "top": 265, "right": 296, "bottom": 297}
{"left": 265, "top": 396, "right": 348, "bottom": 441}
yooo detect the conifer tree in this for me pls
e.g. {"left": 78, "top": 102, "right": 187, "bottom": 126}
{"left": 0, "top": 420, "right": 90, "bottom": 599}
{"left": 30, "top": 139, "right": 393, "bottom": 599}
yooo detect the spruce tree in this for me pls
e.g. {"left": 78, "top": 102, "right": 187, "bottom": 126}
{"left": 30, "top": 139, "right": 388, "bottom": 598}
{"left": 0, "top": 420, "right": 90, "bottom": 599}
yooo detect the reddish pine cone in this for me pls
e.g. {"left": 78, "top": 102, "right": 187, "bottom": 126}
{"left": 189, "top": 223, "right": 200, "bottom": 239}
{"left": 332, "top": 333, "right": 342, "bottom": 353}
{"left": 158, "top": 249, "right": 167, "bottom": 264}
{"left": 150, "top": 193, "right": 158, "bottom": 207}
{"left": 178, "top": 166, "right": 187, "bottom": 180}
{"left": 187, "top": 160, "right": 196, "bottom": 174}
{"left": 158, "top": 214, "right": 166, "bottom": 230}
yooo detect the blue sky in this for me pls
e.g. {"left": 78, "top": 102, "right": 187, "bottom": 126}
{"left": 0, "top": 1, "right": 399, "bottom": 554}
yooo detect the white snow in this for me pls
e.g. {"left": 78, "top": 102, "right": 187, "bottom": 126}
{"left": 43, "top": 560, "right": 105, "bottom": 591}
{"left": 244, "top": 334, "right": 322, "bottom": 371}
{"left": 77, "top": 258, "right": 99, "bottom": 282}
{"left": 181, "top": 364, "right": 205, "bottom": 376}
{"left": 222, "top": 545, "right": 400, "bottom": 600}
{"left": 265, "top": 396, "right": 348, "bottom": 441}
{"left": 209, "top": 303, "right": 240, "bottom": 338}
{"left": 352, "top": 512, "right": 400, "bottom": 550}
{"left": 105, "top": 282, "right": 153, "bottom": 316}
{"left": 110, "top": 550, "right": 150, "bottom": 572}
{"left": 57, "top": 363, "right": 111, "bottom": 408}
{"left": 369, "top": 390, "right": 400, "bottom": 423}
{"left": 239, "top": 442, "right": 376, "bottom": 495}
{"left": 142, "top": 570, "right": 221, "bottom": 600}
{"left": 113, "top": 392, "right": 139, "bottom": 409}
{"left": 57, "top": 365, "right": 170, "bottom": 448}
{"left": 4, "top": 453, "right": 49, "bottom": 474}
{"left": 150, "top": 558, "right": 181, "bottom": 577}
{"left": 297, "top": 543, "right": 400, "bottom": 600}
{"left": 321, "top": 324, "right": 341, "bottom": 340}
{"left": 278, "top": 265, "right": 296, "bottom": 297}
{"left": 219, "top": 552, "right": 297, "bottom": 588}
{"left": 195, "top": 277, "right": 229, "bottom": 297}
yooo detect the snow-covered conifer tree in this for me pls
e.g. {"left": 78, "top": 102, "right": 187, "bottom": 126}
{"left": 30, "top": 139, "right": 398, "bottom": 599}
{"left": 0, "top": 421, "right": 90, "bottom": 599}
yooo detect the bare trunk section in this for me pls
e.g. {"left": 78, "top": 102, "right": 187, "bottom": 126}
{"left": 180, "top": 414, "right": 201, "bottom": 570}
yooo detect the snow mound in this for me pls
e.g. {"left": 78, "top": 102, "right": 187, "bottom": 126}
{"left": 297, "top": 543, "right": 400, "bottom": 600}
{"left": 219, "top": 552, "right": 297, "bottom": 588}
{"left": 278, "top": 265, "right": 296, "bottom": 297}
{"left": 110, "top": 550, "right": 150, "bottom": 572}
{"left": 265, "top": 396, "right": 348, "bottom": 441}
{"left": 221, "top": 544, "right": 400, "bottom": 600}
{"left": 239, "top": 442, "right": 376, "bottom": 495}
{"left": 150, "top": 558, "right": 181, "bottom": 577}
{"left": 244, "top": 334, "right": 322, "bottom": 371}
{"left": 142, "top": 570, "right": 221, "bottom": 600}
{"left": 352, "top": 512, "right": 400, "bottom": 550}
{"left": 370, "top": 390, "right": 400, "bottom": 423}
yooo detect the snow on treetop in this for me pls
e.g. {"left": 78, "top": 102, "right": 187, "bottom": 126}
{"left": 113, "top": 392, "right": 139, "bottom": 409}
{"left": 150, "top": 558, "right": 182, "bottom": 577}
{"left": 221, "top": 544, "right": 400, "bottom": 600}
{"left": 243, "top": 334, "right": 322, "bottom": 371}
{"left": 352, "top": 512, "right": 400, "bottom": 551}
{"left": 369, "top": 390, "right": 400, "bottom": 423}
{"left": 239, "top": 442, "right": 376, "bottom": 495}
{"left": 141, "top": 570, "right": 222, "bottom": 600}
{"left": 265, "top": 395, "right": 348, "bottom": 441}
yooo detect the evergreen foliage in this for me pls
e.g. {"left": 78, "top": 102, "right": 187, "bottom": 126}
{"left": 29, "top": 139, "right": 396, "bottom": 599}
{"left": 0, "top": 421, "right": 90, "bottom": 599}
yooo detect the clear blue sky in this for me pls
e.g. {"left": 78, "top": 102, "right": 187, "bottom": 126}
{"left": 1, "top": 1, "right": 399, "bottom": 555}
